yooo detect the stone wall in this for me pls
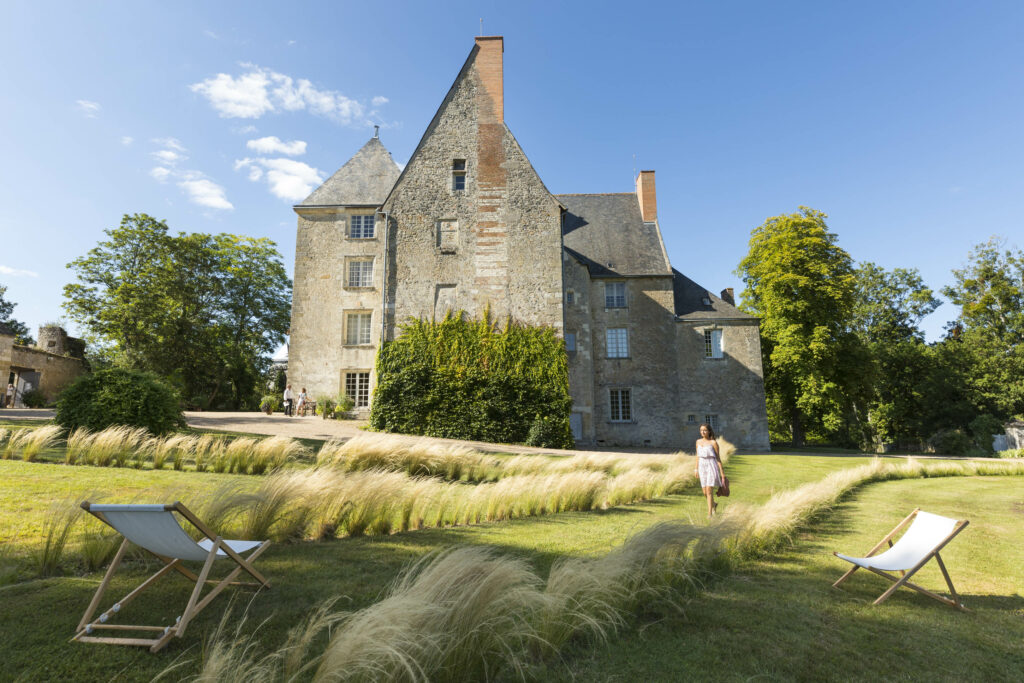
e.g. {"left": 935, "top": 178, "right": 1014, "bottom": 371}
{"left": 673, "top": 319, "right": 770, "bottom": 450}
{"left": 383, "top": 38, "right": 564, "bottom": 338}
{"left": 288, "top": 207, "right": 383, "bottom": 402}
{"left": 9, "top": 345, "right": 85, "bottom": 401}
{"left": 563, "top": 253, "right": 595, "bottom": 441}
{"left": 0, "top": 333, "right": 13, "bottom": 399}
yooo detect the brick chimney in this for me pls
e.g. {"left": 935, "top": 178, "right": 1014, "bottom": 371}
{"left": 720, "top": 288, "right": 735, "bottom": 305}
{"left": 475, "top": 36, "right": 503, "bottom": 122}
{"left": 636, "top": 170, "right": 657, "bottom": 221}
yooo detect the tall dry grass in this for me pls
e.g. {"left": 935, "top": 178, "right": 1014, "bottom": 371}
{"left": 186, "top": 457, "right": 1024, "bottom": 681}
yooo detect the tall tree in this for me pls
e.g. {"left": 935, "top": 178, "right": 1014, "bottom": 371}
{"left": 736, "top": 207, "right": 869, "bottom": 446}
{"left": 63, "top": 213, "right": 291, "bottom": 409}
{"left": 852, "top": 263, "right": 941, "bottom": 444}
{"left": 942, "top": 237, "right": 1024, "bottom": 419}
{"left": 0, "top": 284, "right": 34, "bottom": 345}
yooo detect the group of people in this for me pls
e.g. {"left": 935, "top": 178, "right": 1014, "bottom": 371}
{"left": 281, "top": 384, "right": 309, "bottom": 417}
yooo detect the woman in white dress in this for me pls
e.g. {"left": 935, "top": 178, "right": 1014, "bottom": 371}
{"left": 694, "top": 423, "right": 725, "bottom": 517}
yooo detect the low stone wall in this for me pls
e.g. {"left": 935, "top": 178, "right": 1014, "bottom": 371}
{"left": 9, "top": 345, "right": 85, "bottom": 401}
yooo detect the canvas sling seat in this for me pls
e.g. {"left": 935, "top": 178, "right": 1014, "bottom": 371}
{"left": 833, "top": 508, "right": 968, "bottom": 610}
{"left": 73, "top": 502, "right": 271, "bottom": 652}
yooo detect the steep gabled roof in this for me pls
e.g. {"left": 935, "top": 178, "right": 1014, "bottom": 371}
{"left": 558, "top": 193, "right": 671, "bottom": 277}
{"left": 299, "top": 136, "right": 401, "bottom": 207}
{"left": 672, "top": 269, "right": 755, "bottom": 320}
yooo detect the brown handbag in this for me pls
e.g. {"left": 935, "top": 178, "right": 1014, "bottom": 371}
{"left": 717, "top": 476, "right": 730, "bottom": 497}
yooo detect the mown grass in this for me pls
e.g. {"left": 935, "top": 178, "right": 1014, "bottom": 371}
{"left": 1, "top": 455, "right": 1019, "bottom": 681}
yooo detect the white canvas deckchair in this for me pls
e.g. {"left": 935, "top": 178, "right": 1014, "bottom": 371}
{"left": 833, "top": 508, "right": 968, "bottom": 610}
{"left": 73, "top": 501, "right": 271, "bottom": 652}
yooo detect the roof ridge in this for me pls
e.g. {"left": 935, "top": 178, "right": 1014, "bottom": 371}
{"left": 556, "top": 192, "right": 635, "bottom": 197}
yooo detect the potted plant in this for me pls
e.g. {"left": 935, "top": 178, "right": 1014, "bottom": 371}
{"left": 259, "top": 395, "right": 280, "bottom": 415}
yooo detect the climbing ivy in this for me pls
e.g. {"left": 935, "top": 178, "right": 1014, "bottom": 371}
{"left": 370, "top": 310, "right": 574, "bottom": 448}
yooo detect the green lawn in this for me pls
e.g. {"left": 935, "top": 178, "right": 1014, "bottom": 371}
{"left": 1, "top": 454, "right": 1019, "bottom": 681}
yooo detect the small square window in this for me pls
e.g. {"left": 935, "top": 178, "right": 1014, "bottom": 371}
{"left": 606, "top": 328, "right": 629, "bottom": 358}
{"left": 687, "top": 414, "right": 696, "bottom": 424}
{"left": 610, "top": 389, "right": 632, "bottom": 422}
{"left": 345, "top": 312, "right": 372, "bottom": 345}
{"left": 704, "top": 329, "right": 723, "bottom": 358}
{"left": 566, "top": 290, "right": 575, "bottom": 305}
{"left": 350, "top": 214, "right": 375, "bottom": 239}
{"left": 347, "top": 260, "right": 374, "bottom": 288}
{"left": 565, "top": 332, "right": 576, "bottom": 353}
{"left": 605, "top": 282, "right": 626, "bottom": 308}
{"left": 452, "top": 160, "right": 466, "bottom": 191}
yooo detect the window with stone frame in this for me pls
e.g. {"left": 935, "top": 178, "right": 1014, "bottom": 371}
{"left": 437, "top": 220, "right": 458, "bottom": 253}
{"left": 566, "top": 289, "right": 575, "bottom": 305}
{"left": 704, "top": 414, "right": 720, "bottom": 432}
{"left": 345, "top": 312, "right": 372, "bottom": 345}
{"left": 609, "top": 388, "right": 632, "bottom": 422}
{"left": 606, "top": 328, "right": 629, "bottom": 358}
{"left": 346, "top": 259, "right": 374, "bottom": 288}
{"left": 345, "top": 372, "right": 371, "bottom": 408}
{"left": 452, "top": 159, "right": 466, "bottom": 191}
{"left": 604, "top": 281, "right": 626, "bottom": 308}
{"left": 704, "top": 329, "right": 723, "bottom": 358}
{"left": 350, "top": 214, "right": 376, "bottom": 239}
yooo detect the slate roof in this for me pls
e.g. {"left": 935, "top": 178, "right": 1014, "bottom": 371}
{"left": 300, "top": 137, "right": 401, "bottom": 207}
{"left": 672, "top": 269, "right": 754, "bottom": 320}
{"left": 558, "top": 193, "right": 671, "bottom": 276}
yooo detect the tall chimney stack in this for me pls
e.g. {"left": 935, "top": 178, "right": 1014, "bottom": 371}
{"left": 636, "top": 170, "right": 657, "bottom": 221}
{"left": 474, "top": 36, "right": 503, "bottom": 122}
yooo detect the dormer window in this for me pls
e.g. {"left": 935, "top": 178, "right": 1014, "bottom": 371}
{"left": 452, "top": 160, "right": 466, "bottom": 191}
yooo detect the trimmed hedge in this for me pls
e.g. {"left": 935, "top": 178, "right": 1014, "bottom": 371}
{"left": 55, "top": 368, "right": 185, "bottom": 435}
{"left": 370, "top": 312, "right": 574, "bottom": 448}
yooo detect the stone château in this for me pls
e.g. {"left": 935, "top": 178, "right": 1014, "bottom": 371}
{"left": 288, "top": 36, "right": 770, "bottom": 450}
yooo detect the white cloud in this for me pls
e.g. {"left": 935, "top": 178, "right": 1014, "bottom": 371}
{"left": 191, "top": 65, "right": 376, "bottom": 126}
{"left": 150, "top": 167, "right": 172, "bottom": 182}
{"left": 372, "top": 95, "right": 389, "bottom": 106}
{"left": 76, "top": 100, "right": 101, "bottom": 117}
{"left": 235, "top": 157, "right": 323, "bottom": 201}
{"left": 152, "top": 137, "right": 186, "bottom": 152}
{"left": 0, "top": 265, "right": 39, "bottom": 277}
{"left": 121, "top": 136, "right": 134, "bottom": 146}
{"left": 246, "top": 136, "right": 306, "bottom": 155}
{"left": 178, "top": 176, "right": 233, "bottom": 210}
{"left": 233, "top": 124, "right": 258, "bottom": 134}
{"left": 152, "top": 149, "right": 186, "bottom": 164}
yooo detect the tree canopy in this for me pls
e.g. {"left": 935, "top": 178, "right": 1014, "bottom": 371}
{"left": 63, "top": 213, "right": 291, "bottom": 409}
{"left": 0, "top": 284, "right": 34, "bottom": 345}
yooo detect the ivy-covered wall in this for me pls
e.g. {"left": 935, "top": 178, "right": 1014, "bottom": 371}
{"left": 370, "top": 312, "right": 573, "bottom": 448}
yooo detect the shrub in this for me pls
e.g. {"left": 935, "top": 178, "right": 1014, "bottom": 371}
{"left": 371, "top": 311, "right": 573, "bottom": 448}
{"left": 927, "top": 428, "right": 980, "bottom": 456}
{"left": 21, "top": 389, "right": 48, "bottom": 408}
{"left": 335, "top": 394, "right": 355, "bottom": 414}
{"left": 55, "top": 368, "right": 185, "bottom": 435}
{"left": 259, "top": 395, "right": 280, "bottom": 414}
{"left": 968, "top": 414, "right": 1004, "bottom": 453}
{"left": 525, "top": 414, "right": 573, "bottom": 449}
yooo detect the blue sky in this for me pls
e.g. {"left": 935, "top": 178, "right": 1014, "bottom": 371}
{"left": 2, "top": 0, "right": 1022, "bottom": 348}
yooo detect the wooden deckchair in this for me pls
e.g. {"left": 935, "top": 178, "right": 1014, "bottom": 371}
{"left": 73, "top": 501, "right": 271, "bottom": 652}
{"left": 833, "top": 508, "right": 968, "bottom": 610}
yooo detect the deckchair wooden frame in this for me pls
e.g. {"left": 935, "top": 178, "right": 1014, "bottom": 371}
{"left": 832, "top": 507, "right": 969, "bottom": 610}
{"left": 72, "top": 501, "right": 271, "bottom": 652}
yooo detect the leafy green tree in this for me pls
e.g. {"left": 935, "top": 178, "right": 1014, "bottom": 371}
{"left": 942, "top": 237, "right": 1024, "bottom": 419}
{"left": 853, "top": 263, "right": 940, "bottom": 445}
{"left": 0, "top": 284, "right": 35, "bottom": 345}
{"left": 736, "top": 207, "right": 870, "bottom": 446}
{"left": 63, "top": 213, "right": 291, "bottom": 409}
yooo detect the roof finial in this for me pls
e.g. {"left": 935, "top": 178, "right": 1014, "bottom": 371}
{"left": 373, "top": 125, "right": 379, "bottom": 139}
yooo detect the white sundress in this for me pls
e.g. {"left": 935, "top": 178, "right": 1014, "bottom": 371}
{"left": 697, "top": 442, "right": 724, "bottom": 488}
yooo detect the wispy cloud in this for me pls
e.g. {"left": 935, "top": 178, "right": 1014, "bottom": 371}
{"left": 204, "top": 29, "right": 219, "bottom": 39}
{"left": 76, "top": 100, "right": 101, "bottom": 117}
{"left": 120, "top": 136, "right": 134, "bottom": 146}
{"left": 235, "top": 157, "right": 323, "bottom": 201}
{"left": 148, "top": 138, "right": 232, "bottom": 210}
{"left": 246, "top": 136, "right": 306, "bottom": 155}
{"left": 191, "top": 64, "right": 383, "bottom": 127}
{"left": 0, "top": 265, "right": 39, "bottom": 277}
{"left": 233, "top": 124, "right": 258, "bottom": 135}
{"left": 372, "top": 95, "right": 389, "bottom": 107}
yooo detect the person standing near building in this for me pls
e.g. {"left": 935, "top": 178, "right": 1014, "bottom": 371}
{"left": 283, "top": 384, "right": 294, "bottom": 417}
{"left": 694, "top": 423, "right": 726, "bottom": 517}
{"left": 5, "top": 382, "right": 14, "bottom": 408}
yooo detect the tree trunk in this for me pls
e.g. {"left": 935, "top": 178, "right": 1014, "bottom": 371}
{"left": 790, "top": 408, "right": 805, "bottom": 447}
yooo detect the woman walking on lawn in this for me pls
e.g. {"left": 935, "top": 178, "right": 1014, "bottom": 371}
{"left": 694, "top": 423, "right": 725, "bottom": 517}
